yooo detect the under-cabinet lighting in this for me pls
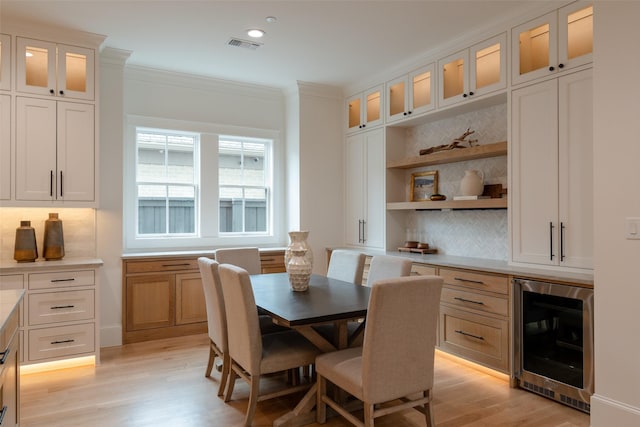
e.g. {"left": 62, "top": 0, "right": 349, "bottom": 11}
{"left": 20, "top": 355, "right": 96, "bottom": 374}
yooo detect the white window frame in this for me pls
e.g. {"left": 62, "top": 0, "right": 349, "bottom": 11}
{"left": 124, "top": 115, "right": 284, "bottom": 251}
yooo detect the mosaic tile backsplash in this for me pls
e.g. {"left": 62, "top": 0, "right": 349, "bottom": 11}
{"left": 402, "top": 102, "right": 508, "bottom": 260}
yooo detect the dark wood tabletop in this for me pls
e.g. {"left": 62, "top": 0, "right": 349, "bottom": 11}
{"left": 250, "top": 273, "right": 370, "bottom": 328}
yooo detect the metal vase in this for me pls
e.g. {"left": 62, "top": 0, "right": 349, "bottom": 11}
{"left": 43, "top": 213, "right": 65, "bottom": 260}
{"left": 14, "top": 220, "right": 38, "bottom": 262}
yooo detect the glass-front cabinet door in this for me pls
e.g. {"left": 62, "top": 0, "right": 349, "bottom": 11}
{"left": 17, "top": 37, "right": 94, "bottom": 100}
{"left": 0, "top": 34, "right": 10, "bottom": 91}
{"left": 387, "top": 63, "right": 435, "bottom": 123}
{"left": 438, "top": 50, "right": 467, "bottom": 108}
{"left": 346, "top": 85, "right": 383, "bottom": 133}
{"left": 470, "top": 33, "right": 506, "bottom": 97}
{"left": 512, "top": 3, "right": 592, "bottom": 85}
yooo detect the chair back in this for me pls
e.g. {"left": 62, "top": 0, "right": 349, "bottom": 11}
{"left": 218, "top": 263, "right": 263, "bottom": 375}
{"left": 215, "top": 247, "right": 262, "bottom": 275}
{"left": 366, "top": 255, "right": 412, "bottom": 286}
{"left": 361, "top": 275, "right": 443, "bottom": 403}
{"left": 197, "top": 257, "right": 227, "bottom": 351}
{"left": 326, "top": 250, "right": 366, "bottom": 284}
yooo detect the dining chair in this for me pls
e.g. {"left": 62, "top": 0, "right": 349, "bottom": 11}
{"left": 316, "top": 275, "right": 444, "bottom": 427}
{"left": 219, "top": 263, "right": 321, "bottom": 427}
{"left": 326, "top": 249, "right": 366, "bottom": 285}
{"left": 197, "top": 257, "right": 231, "bottom": 397}
{"left": 365, "top": 255, "right": 412, "bottom": 286}
{"left": 214, "top": 247, "right": 262, "bottom": 274}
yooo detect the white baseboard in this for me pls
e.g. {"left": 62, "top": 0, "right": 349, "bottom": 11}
{"left": 100, "top": 325, "right": 122, "bottom": 348}
{"left": 591, "top": 394, "right": 640, "bottom": 426}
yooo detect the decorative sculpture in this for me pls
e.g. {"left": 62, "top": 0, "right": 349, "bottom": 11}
{"left": 419, "top": 128, "right": 479, "bottom": 156}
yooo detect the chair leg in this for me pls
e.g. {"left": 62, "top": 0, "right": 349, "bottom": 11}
{"left": 218, "top": 351, "right": 231, "bottom": 397}
{"left": 316, "top": 375, "right": 327, "bottom": 424}
{"left": 224, "top": 366, "right": 237, "bottom": 402}
{"left": 424, "top": 390, "right": 434, "bottom": 427}
{"left": 244, "top": 375, "right": 260, "bottom": 427}
{"left": 363, "top": 403, "right": 375, "bottom": 427}
{"left": 205, "top": 341, "right": 215, "bottom": 377}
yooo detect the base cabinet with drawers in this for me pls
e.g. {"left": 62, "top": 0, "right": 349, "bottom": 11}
{"left": 0, "top": 291, "right": 22, "bottom": 427}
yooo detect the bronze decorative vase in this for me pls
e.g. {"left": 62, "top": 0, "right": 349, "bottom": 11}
{"left": 43, "top": 213, "right": 65, "bottom": 260}
{"left": 14, "top": 220, "right": 38, "bottom": 262}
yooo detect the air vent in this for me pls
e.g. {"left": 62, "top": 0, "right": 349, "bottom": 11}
{"left": 227, "top": 38, "right": 262, "bottom": 50}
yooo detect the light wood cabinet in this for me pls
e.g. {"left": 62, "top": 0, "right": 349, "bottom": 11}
{"left": 0, "top": 94, "right": 10, "bottom": 200}
{"left": 16, "top": 37, "right": 95, "bottom": 100}
{"left": 511, "top": 68, "right": 593, "bottom": 269}
{"left": 0, "top": 34, "right": 10, "bottom": 91}
{"left": 0, "top": 303, "right": 20, "bottom": 427}
{"left": 16, "top": 97, "right": 95, "bottom": 202}
{"left": 346, "top": 85, "right": 383, "bottom": 133}
{"left": 511, "top": 2, "right": 593, "bottom": 86}
{"left": 386, "top": 63, "right": 435, "bottom": 124}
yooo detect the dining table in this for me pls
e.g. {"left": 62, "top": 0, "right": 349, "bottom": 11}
{"left": 250, "top": 272, "right": 371, "bottom": 427}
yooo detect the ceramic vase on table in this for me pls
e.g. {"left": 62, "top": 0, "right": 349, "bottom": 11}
{"left": 14, "top": 220, "right": 38, "bottom": 262}
{"left": 284, "top": 231, "right": 313, "bottom": 272}
{"left": 43, "top": 213, "right": 65, "bottom": 260}
{"left": 287, "top": 248, "right": 312, "bottom": 292}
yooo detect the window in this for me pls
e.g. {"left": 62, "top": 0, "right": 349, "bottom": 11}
{"left": 136, "top": 129, "right": 198, "bottom": 236}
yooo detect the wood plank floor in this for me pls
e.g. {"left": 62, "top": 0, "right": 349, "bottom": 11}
{"left": 20, "top": 334, "right": 590, "bottom": 427}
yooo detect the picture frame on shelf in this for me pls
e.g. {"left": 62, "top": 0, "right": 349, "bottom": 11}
{"left": 410, "top": 170, "right": 438, "bottom": 201}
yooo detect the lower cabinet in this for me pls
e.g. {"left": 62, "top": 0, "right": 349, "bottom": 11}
{"left": 0, "top": 304, "right": 19, "bottom": 427}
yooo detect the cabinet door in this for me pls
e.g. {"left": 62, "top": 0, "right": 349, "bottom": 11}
{"left": 0, "top": 34, "right": 10, "bottom": 91}
{"left": 0, "top": 333, "right": 18, "bottom": 427}
{"left": 558, "top": 69, "right": 593, "bottom": 269}
{"left": 345, "top": 133, "right": 365, "bottom": 246}
{"left": 511, "top": 79, "right": 559, "bottom": 265}
{"left": 438, "top": 49, "right": 469, "bottom": 107}
{"left": 409, "top": 64, "right": 435, "bottom": 117}
{"left": 57, "top": 102, "right": 95, "bottom": 201}
{"left": 363, "top": 85, "right": 383, "bottom": 129}
{"left": 57, "top": 44, "right": 95, "bottom": 100}
{"left": 512, "top": 11, "right": 557, "bottom": 85}
{"left": 470, "top": 33, "right": 506, "bottom": 97}
{"left": 0, "top": 94, "right": 10, "bottom": 200}
{"left": 346, "top": 93, "right": 363, "bottom": 132}
{"left": 386, "top": 75, "right": 409, "bottom": 123}
{"left": 175, "top": 272, "right": 207, "bottom": 325}
{"left": 126, "top": 274, "right": 175, "bottom": 331}
{"left": 16, "top": 38, "right": 57, "bottom": 96}
{"left": 558, "top": 3, "right": 593, "bottom": 72}
{"left": 16, "top": 97, "right": 57, "bottom": 201}
{"left": 363, "top": 129, "right": 385, "bottom": 249}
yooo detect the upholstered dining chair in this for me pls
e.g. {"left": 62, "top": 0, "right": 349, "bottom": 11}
{"left": 326, "top": 249, "right": 366, "bottom": 285}
{"left": 219, "top": 263, "right": 321, "bottom": 427}
{"left": 197, "top": 257, "right": 230, "bottom": 397}
{"left": 316, "top": 275, "right": 444, "bottom": 427}
{"left": 365, "top": 255, "right": 412, "bottom": 286}
{"left": 214, "top": 247, "right": 262, "bottom": 274}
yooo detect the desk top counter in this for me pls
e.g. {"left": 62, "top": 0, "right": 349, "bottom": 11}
{"left": 0, "top": 289, "right": 24, "bottom": 330}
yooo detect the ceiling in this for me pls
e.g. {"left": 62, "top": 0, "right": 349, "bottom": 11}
{"left": 0, "top": 1, "right": 563, "bottom": 90}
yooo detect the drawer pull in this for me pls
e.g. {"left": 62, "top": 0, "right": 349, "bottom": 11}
{"left": 455, "top": 330, "right": 485, "bottom": 340}
{"left": 0, "top": 349, "right": 8, "bottom": 364}
{"left": 261, "top": 258, "right": 275, "bottom": 262}
{"left": 51, "top": 339, "right": 75, "bottom": 345}
{"left": 51, "top": 278, "right": 76, "bottom": 283}
{"left": 453, "top": 297, "right": 484, "bottom": 305}
{"left": 161, "top": 263, "right": 191, "bottom": 268}
{"left": 0, "top": 405, "right": 7, "bottom": 426}
{"left": 453, "top": 277, "right": 484, "bottom": 285}
{"left": 51, "top": 305, "right": 75, "bottom": 310}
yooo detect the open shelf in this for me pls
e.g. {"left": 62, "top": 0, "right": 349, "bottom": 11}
{"left": 387, "top": 198, "right": 507, "bottom": 211}
{"left": 387, "top": 140, "right": 507, "bottom": 169}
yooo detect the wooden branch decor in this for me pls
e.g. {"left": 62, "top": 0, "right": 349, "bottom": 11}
{"left": 419, "top": 128, "right": 479, "bottom": 156}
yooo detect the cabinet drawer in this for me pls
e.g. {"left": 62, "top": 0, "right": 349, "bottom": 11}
{"left": 441, "top": 287, "right": 508, "bottom": 317}
{"left": 439, "top": 268, "right": 508, "bottom": 295}
{"left": 28, "top": 290, "right": 95, "bottom": 326}
{"left": 125, "top": 259, "right": 198, "bottom": 274}
{"left": 412, "top": 264, "right": 437, "bottom": 276}
{"left": 260, "top": 253, "right": 286, "bottom": 274}
{"left": 28, "top": 323, "right": 95, "bottom": 361}
{"left": 439, "top": 306, "right": 509, "bottom": 372}
{"left": 28, "top": 270, "right": 95, "bottom": 290}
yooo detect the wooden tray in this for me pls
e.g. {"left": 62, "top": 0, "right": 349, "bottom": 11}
{"left": 398, "top": 247, "right": 438, "bottom": 254}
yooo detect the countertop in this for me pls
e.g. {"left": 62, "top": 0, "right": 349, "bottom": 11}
{"left": 0, "top": 289, "right": 24, "bottom": 330}
{"left": 0, "top": 257, "right": 104, "bottom": 274}
{"left": 121, "top": 248, "right": 286, "bottom": 260}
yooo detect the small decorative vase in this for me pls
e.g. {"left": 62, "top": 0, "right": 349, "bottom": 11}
{"left": 14, "top": 220, "right": 38, "bottom": 262}
{"left": 284, "top": 231, "right": 313, "bottom": 273}
{"left": 43, "top": 213, "right": 65, "bottom": 260}
{"left": 287, "top": 248, "right": 312, "bottom": 292}
{"left": 460, "top": 169, "right": 485, "bottom": 196}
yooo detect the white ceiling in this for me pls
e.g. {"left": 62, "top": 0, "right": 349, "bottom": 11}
{"left": 1, "top": 1, "right": 563, "bottom": 90}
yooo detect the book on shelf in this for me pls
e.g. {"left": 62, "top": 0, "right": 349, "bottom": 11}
{"left": 453, "top": 195, "right": 491, "bottom": 200}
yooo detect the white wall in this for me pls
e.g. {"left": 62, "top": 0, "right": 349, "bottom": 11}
{"left": 591, "top": 2, "right": 640, "bottom": 425}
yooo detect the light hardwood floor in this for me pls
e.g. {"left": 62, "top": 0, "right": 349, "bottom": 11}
{"left": 20, "top": 334, "right": 590, "bottom": 427}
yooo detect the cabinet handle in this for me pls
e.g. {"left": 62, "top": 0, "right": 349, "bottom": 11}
{"left": 50, "top": 170, "right": 54, "bottom": 197}
{"left": 453, "top": 277, "right": 484, "bottom": 285}
{"left": 361, "top": 123, "right": 366, "bottom": 128}
{"left": 549, "top": 66, "right": 555, "bottom": 71}
{"left": 261, "top": 258, "right": 275, "bottom": 262}
{"left": 51, "top": 305, "right": 75, "bottom": 310}
{"left": 560, "top": 222, "right": 566, "bottom": 262}
{"left": 60, "top": 171, "right": 63, "bottom": 197}
{"left": 453, "top": 296, "right": 484, "bottom": 305}
{"left": 558, "top": 63, "right": 564, "bottom": 69}
{"left": 0, "top": 405, "right": 7, "bottom": 426}
{"left": 469, "top": 91, "right": 474, "bottom": 96}
{"left": 403, "top": 112, "right": 408, "bottom": 116}
{"left": 407, "top": 110, "right": 412, "bottom": 115}
{"left": 59, "top": 90, "right": 65, "bottom": 95}
{"left": 161, "top": 263, "right": 191, "bottom": 267}
{"left": 455, "top": 330, "right": 484, "bottom": 340}
{"left": 51, "top": 339, "right": 75, "bottom": 345}
{"left": 549, "top": 222, "right": 555, "bottom": 261}
{"left": 463, "top": 93, "right": 468, "bottom": 98}
{"left": 49, "top": 89, "right": 55, "bottom": 95}
{"left": 51, "top": 278, "right": 75, "bottom": 283}
{"left": 0, "top": 349, "right": 8, "bottom": 364}
{"left": 362, "top": 220, "right": 366, "bottom": 243}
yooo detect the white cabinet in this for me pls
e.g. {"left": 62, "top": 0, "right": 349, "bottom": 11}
{"left": 438, "top": 33, "right": 506, "bottom": 108}
{"left": 511, "top": 68, "right": 592, "bottom": 269}
{"left": 512, "top": 2, "right": 593, "bottom": 86}
{"left": 0, "top": 34, "right": 10, "bottom": 91}
{"left": 16, "top": 97, "right": 95, "bottom": 202}
{"left": 345, "top": 128, "right": 385, "bottom": 249}
{"left": 16, "top": 37, "right": 95, "bottom": 100}
{"left": 0, "top": 94, "right": 10, "bottom": 200}
{"left": 346, "top": 85, "right": 383, "bottom": 133}
{"left": 386, "top": 63, "right": 435, "bottom": 123}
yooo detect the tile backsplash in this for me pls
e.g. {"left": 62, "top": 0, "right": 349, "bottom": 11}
{"left": 0, "top": 208, "right": 97, "bottom": 262}
{"left": 403, "top": 102, "right": 508, "bottom": 260}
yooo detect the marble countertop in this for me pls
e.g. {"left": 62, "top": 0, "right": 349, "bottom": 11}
{"left": 0, "top": 289, "right": 24, "bottom": 331}
{"left": 121, "top": 248, "right": 287, "bottom": 259}
{"left": 0, "top": 257, "right": 103, "bottom": 274}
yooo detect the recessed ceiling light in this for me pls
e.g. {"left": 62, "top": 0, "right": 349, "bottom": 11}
{"left": 265, "top": 16, "right": 277, "bottom": 23}
{"left": 247, "top": 29, "right": 265, "bottom": 38}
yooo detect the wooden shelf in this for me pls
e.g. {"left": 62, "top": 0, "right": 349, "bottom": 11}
{"left": 387, "top": 198, "right": 507, "bottom": 211}
{"left": 387, "top": 141, "right": 507, "bottom": 169}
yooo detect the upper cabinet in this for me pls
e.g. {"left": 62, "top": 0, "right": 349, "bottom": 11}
{"left": 0, "top": 34, "right": 10, "bottom": 91}
{"left": 346, "top": 85, "right": 383, "bottom": 133}
{"left": 386, "top": 63, "right": 435, "bottom": 124}
{"left": 16, "top": 37, "right": 95, "bottom": 100}
{"left": 438, "top": 33, "right": 506, "bottom": 108}
{"left": 0, "top": 95, "right": 10, "bottom": 200}
{"left": 512, "top": 2, "right": 593, "bottom": 86}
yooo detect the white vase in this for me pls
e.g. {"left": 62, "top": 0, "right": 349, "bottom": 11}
{"left": 287, "top": 248, "right": 311, "bottom": 291}
{"left": 460, "top": 170, "right": 485, "bottom": 196}
{"left": 284, "top": 231, "right": 313, "bottom": 272}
